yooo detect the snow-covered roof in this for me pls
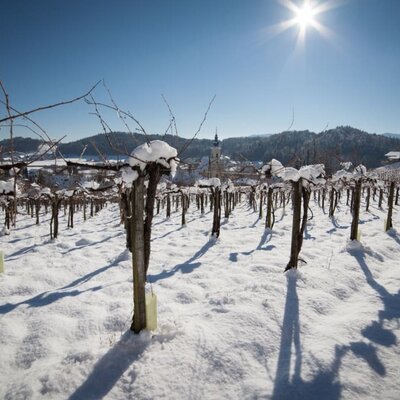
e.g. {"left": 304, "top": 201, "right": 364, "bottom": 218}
{"left": 385, "top": 151, "right": 400, "bottom": 160}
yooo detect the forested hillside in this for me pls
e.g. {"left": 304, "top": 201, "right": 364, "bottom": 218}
{"left": 2, "top": 126, "right": 400, "bottom": 170}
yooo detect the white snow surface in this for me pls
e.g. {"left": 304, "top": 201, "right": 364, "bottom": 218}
{"left": 1, "top": 196, "right": 400, "bottom": 399}
{"left": 129, "top": 140, "right": 178, "bottom": 176}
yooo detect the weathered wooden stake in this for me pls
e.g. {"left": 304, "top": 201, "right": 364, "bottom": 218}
{"left": 131, "top": 176, "right": 147, "bottom": 334}
{"left": 211, "top": 188, "right": 221, "bottom": 237}
{"left": 350, "top": 181, "right": 362, "bottom": 240}
{"left": 385, "top": 181, "right": 395, "bottom": 231}
{"left": 265, "top": 187, "right": 274, "bottom": 229}
{"left": 286, "top": 180, "right": 302, "bottom": 271}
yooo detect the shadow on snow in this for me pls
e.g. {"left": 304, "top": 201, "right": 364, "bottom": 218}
{"left": 229, "top": 229, "right": 274, "bottom": 261}
{"left": 148, "top": 239, "right": 216, "bottom": 283}
{"left": 61, "top": 232, "right": 124, "bottom": 254}
{"left": 68, "top": 329, "right": 176, "bottom": 400}
{"left": 68, "top": 331, "right": 149, "bottom": 400}
{"left": 348, "top": 246, "right": 399, "bottom": 348}
{"left": 0, "top": 250, "right": 128, "bottom": 314}
{"left": 271, "top": 257, "right": 391, "bottom": 400}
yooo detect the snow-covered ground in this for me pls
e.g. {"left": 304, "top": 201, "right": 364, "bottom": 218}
{"left": 1, "top": 195, "right": 400, "bottom": 399}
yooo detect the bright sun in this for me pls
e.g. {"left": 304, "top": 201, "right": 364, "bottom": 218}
{"left": 269, "top": 0, "right": 337, "bottom": 48}
{"left": 295, "top": 2, "right": 316, "bottom": 29}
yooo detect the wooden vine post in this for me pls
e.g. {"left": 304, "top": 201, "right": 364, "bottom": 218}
{"left": 261, "top": 159, "right": 323, "bottom": 272}
{"left": 265, "top": 187, "right": 274, "bottom": 229}
{"left": 258, "top": 189, "right": 263, "bottom": 219}
{"left": 144, "top": 164, "right": 162, "bottom": 275}
{"left": 350, "top": 181, "right": 362, "bottom": 240}
{"left": 130, "top": 175, "right": 147, "bottom": 333}
{"left": 49, "top": 193, "right": 61, "bottom": 239}
{"left": 166, "top": 193, "right": 171, "bottom": 218}
{"left": 286, "top": 179, "right": 302, "bottom": 271}
{"left": 127, "top": 141, "right": 178, "bottom": 333}
{"left": 385, "top": 181, "right": 395, "bottom": 232}
{"left": 378, "top": 188, "right": 383, "bottom": 208}
{"left": 211, "top": 187, "right": 221, "bottom": 237}
{"left": 328, "top": 188, "right": 336, "bottom": 217}
{"left": 198, "top": 179, "right": 222, "bottom": 237}
{"left": 365, "top": 187, "right": 371, "bottom": 212}
{"left": 180, "top": 190, "right": 187, "bottom": 226}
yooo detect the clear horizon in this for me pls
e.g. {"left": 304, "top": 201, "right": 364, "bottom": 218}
{"left": 1, "top": 0, "right": 400, "bottom": 141}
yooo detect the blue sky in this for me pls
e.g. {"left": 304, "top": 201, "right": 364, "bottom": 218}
{"left": 1, "top": 0, "right": 399, "bottom": 141}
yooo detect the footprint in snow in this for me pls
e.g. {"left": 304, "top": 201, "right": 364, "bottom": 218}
{"left": 175, "top": 292, "right": 194, "bottom": 304}
{"left": 209, "top": 296, "right": 235, "bottom": 313}
{"left": 15, "top": 333, "right": 47, "bottom": 369}
{"left": 75, "top": 238, "right": 92, "bottom": 246}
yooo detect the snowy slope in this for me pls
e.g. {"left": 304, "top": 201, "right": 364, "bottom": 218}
{"left": 1, "top": 195, "right": 400, "bottom": 399}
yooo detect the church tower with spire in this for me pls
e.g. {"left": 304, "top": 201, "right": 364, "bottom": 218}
{"left": 209, "top": 129, "right": 222, "bottom": 179}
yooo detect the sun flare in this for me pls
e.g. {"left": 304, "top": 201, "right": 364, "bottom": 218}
{"left": 269, "top": 0, "right": 338, "bottom": 49}
{"left": 295, "top": 1, "right": 317, "bottom": 29}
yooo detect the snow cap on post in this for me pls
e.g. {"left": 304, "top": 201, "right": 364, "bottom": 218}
{"left": 299, "top": 164, "right": 325, "bottom": 184}
{"left": 261, "top": 159, "right": 284, "bottom": 178}
{"left": 120, "top": 166, "right": 139, "bottom": 187}
{"left": 332, "top": 164, "right": 367, "bottom": 183}
{"left": 129, "top": 140, "right": 178, "bottom": 176}
{"left": 221, "top": 178, "right": 234, "bottom": 192}
{"left": 332, "top": 168, "right": 352, "bottom": 182}
{"left": 353, "top": 164, "right": 367, "bottom": 177}
{"left": 340, "top": 161, "right": 353, "bottom": 171}
{"left": 262, "top": 159, "right": 325, "bottom": 184}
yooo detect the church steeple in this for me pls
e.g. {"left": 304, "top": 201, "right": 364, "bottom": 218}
{"left": 209, "top": 127, "right": 222, "bottom": 179}
{"left": 213, "top": 128, "right": 219, "bottom": 147}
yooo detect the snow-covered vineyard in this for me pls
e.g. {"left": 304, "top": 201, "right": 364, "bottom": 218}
{"left": 1, "top": 143, "right": 400, "bottom": 399}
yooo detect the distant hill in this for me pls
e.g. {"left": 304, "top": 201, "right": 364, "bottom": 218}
{"left": 57, "top": 132, "right": 214, "bottom": 161}
{"left": 0, "top": 136, "right": 44, "bottom": 153}
{"left": 2, "top": 126, "right": 400, "bottom": 172}
{"left": 383, "top": 133, "right": 400, "bottom": 139}
{"left": 248, "top": 133, "right": 273, "bottom": 138}
{"left": 0, "top": 132, "right": 214, "bottom": 161}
